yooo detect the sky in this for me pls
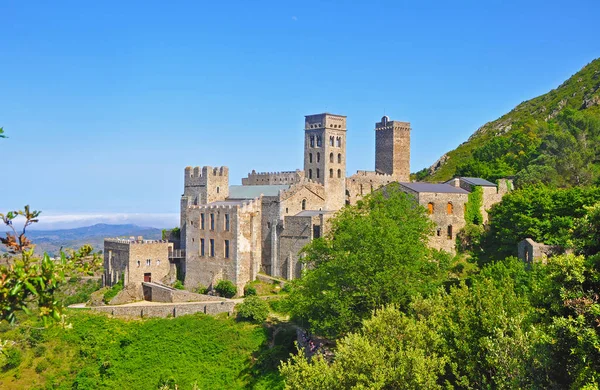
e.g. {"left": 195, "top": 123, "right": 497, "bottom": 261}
{"left": 1, "top": 0, "right": 599, "bottom": 229}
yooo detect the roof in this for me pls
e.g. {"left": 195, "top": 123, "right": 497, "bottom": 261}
{"left": 294, "top": 210, "right": 333, "bottom": 217}
{"left": 228, "top": 185, "right": 290, "bottom": 199}
{"left": 457, "top": 177, "right": 497, "bottom": 187}
{"left": 399, "top": 182, "right": 469, "bottom": 194}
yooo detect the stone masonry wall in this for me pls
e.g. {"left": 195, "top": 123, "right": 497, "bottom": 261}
{"left": 417, "top": 192, "right": 468, "bottom": 253}
{"left": 242, "top": 170, "right": 304, "bottom": 185}
{"left": 346, "top": 171, "right": 394, "bottom": 205}
{"left": 103, "top": 239, "right": 172, "bottom": 287}
{"left": 92, "top": 301, "right": 235, "bottom": 318}
{"left": 375, "top": 117, "right": 411, "bottom": 181}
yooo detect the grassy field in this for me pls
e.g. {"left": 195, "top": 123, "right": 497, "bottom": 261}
{"left": 0, "top": 310, "right": 293, "bottom": 390}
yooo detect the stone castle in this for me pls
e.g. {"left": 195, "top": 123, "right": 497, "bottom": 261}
{"left": 104, "top": 113, "right": 510, "bottom": 294}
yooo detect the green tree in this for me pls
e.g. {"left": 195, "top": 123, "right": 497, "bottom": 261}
{"left": 286, "top": 184, "right": 452, "bottom": 338}
{"left": 237, "top": 295, "right": 269, "bottom": 323}
{"left": 215, "top": 280, "right": 237, "bottom": 298}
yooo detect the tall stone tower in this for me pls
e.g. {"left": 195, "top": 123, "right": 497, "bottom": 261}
{"left": 180, "top": 166, "right": 229, "bottom": 249}
{"left": 375, "top": 116, "right": 410, "bottom": 181}
{"left": 303, "top": 113, "right": 347, "bottom": 211}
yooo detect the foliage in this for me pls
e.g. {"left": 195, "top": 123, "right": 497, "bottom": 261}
{"left": 456, "top": 222, "right": 485, "bottom": 253}
{"left": 0, "top": 127, "right": 6, "bottom": 139}
{"left": 194, "top": 284, "right": 208, "bottom": 295}
{"left": 0, "top": 311, "right": 284, "bottom": 389}
{"left": 162, "top": 227, "right": 180, "bottom": 240}
{"left": 215, "top": 279, "right": 237, "bottom": 298}
{"left": 57, "top": 278, "right": 103, "bottom": 306}
{"left": 102, "top": 276, "right": 124, "bottom": 304}
{"left": 425, "top": 58, "right": 600, "bottom": 183}
{"left": 572, "top": 202, "right": 600, "bottom": 256}
{"left": 172, "top": 280, "right": 185, "bottom": 290}
{"left": 1, "top": 347, "right": 22, "bottom": 371}
{"left": 286, "top": 184, "right": 452, "bottom": 338}
{"left": 244, "top": 285, "right": 257, "bottom": 296}
{"left": 237, "top": 296, "right": 270, "bottom": 323}
{"left": 465, "top": 186, "right": 483, "bottom": 225}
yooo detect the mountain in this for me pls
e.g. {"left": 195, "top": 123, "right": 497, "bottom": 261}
{"left": 1, "top": 224, "right": 163, "bottom": 256}
{"left": 423, "top": 58, "right": 600, "bottom": 186}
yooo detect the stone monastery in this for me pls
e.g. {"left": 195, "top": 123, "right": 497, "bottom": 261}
{"left": 104, "top": 113, "right": 510, "bottom": 295}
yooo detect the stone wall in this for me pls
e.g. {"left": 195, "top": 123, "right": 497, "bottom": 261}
{"left": 103, "top": 239, "right": 172, "bottom": 287}
{"left": 92, "top": 301, "right": 235, "bottom": 318}
{"left": 374, "top": 116, "right": 411, "bottom": 181}
{"left": 346, "top": 170, "right": 394, "bottom": 205}
{"left": 242, "top": 170, "right": 304, "bottom": 185}
{"left": 416, "top": 191, "right": 468, "bottom": 253}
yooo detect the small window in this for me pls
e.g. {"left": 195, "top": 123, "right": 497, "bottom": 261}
{"left": 302, "top": 199, "right": 306, "bottom": 210}
{"left": 338, "top": 153, "right": 342, "bottom": 163}
{"left": 427, "top": 203, "right": 434, "bottom": 215}
{"left": 310, "top": 136, "right": 315, "bottom": 147}
{"left": 330, "top": 152, "right": 334, "bottom": 163}
{"left": 224, "top": 240, "right": 230, "bottom": 258}
{"left": 225, "top": 214, "right": 230, "bottom": 231}
{"left": 330, "top": 136, "right": 334, "bottom": 146}
{"left": 201, "top": 214, "right": 205, "bottom": 229}
{"left": 317, "top": 136, "right": 322, "bottom": 147}
{"left": 216, "top": 186, "right": 220, "bottom": 194}
{"left": 146, "top": 259, "right": 151, "bottom": 266}
{"left": 210, "top": 239, "right": 215, "bottom": 257}
{"left": 309, "top": 153, "right": 313, "bottom": 163}
{"left": 137, "top": 260, "right": 141, "bottom": 267}
{"left": 337, "top": 169, "right": 342, "bottom": 178}
{"left": 447, "top": 225, "right": 453, "bottom": 240}
{"left": 200, "top": 239, "right": 205, "bottom": 256}
{"left": 436, "top": 228, "right": 441, "bottom": 237}
{"left": 157, "top": 260, "right": 160, "bottom": 266}
{"left": 330, "top": 169, "right": 333, "bottom": 178}
{"left": 285, "top": 207, "right": 288, "bottom": 213}
{"left": 317, "top": 152, "right": 320, "bottom": 162}
{"left": 316, "top": 168, "right": 320, "bottom": 178}
{"left": 309, "top": 169, "right": 313, "bottom": 179}
{"left": 360, "top": 184, "right": 363, "bottom": 195}
{"left": 210, "top": 213, "right": 215, "bottom": 230}
{"left": 336, "top": 137, "right": 341, "bottom": 147}
{"left": 447, "top": 202, "right": 453, "bottom": 215}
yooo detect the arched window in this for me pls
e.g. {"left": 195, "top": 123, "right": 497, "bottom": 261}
{"left": 337, "top": 169, "right": 341, "bottom": 178}
{"left": 310, "top": 136, "right": 315, "bottom": 147}
{"left": 330, "top": 136, "right": 334, "bottom": 146}
{"left": 316, "top": 168, "right": 320, "bottom": 178}
{"left": 447, "top": 225, "right": 453, "bottom": 239}
{"left": 338, "top": 153, "right": 342, "bottom": 163}
{"left": 302, "top": 199, "right": 306, "bottom": 210}
{"left": 330, "top": 169, "right": 333, "bottom": 178}
{"left": 216, "top": 186, "right": 220, "bottom": 194}
{"left": 336, "top": 137, "right": 341, "bottom": 147}
{"left": 427, "top": 202, "right": 434, "bottom": 214}
{"left": 309, "top": 169, "right": 313, "bottom": 179}
{"left": 309, "top": 153, "right": 313, "bottom": 163}
{"left": 447, "top": 202, "right": 453, "bottom": 215}
{"left": 317, "top": 152, "right": 320, "bottom": 162}
{"left": 330, "top": 153, "right": 334, "bottom": 163}
{"left": 317, "top": 136, "right": 322, "bottom": 147}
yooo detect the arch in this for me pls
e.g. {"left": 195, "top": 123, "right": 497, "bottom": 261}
{"left": 338, "top": 153, "right": 342, "bottom": 163}
{"left": 337, "top": 169, "right": 341, "bottom": 178}
{"left": 317, "top": 136, "right": 322, "bottom": 147}
{"left": 302, "top": 199, "right": 306, "bottom": 210}
{"left": 317, "top": 152, "right": 320, "bottom": 162}
{"left": 330, "top": 136, "right": 334, "bottom": 146}
{"left": 309, "top": 169, "right": 313, "bottom": 179}
{"left": 330, "top": 152, "right": 334, "bottom": 163}
{"left": 336, "top": 137, "right": 341, "bottom": 147}
{"left": 309, "top": 153, "right": 313, "bottom": 163}
{"left": 310, "top": 136, "right": 315, "bottom": 147}
{"left": 427, "top": 202, "right": 434, "bottom": 214}
{"left": 330, "top": 169, "right": 334, "bottom": 178}
{"left": 446, "top": 202, "right": 453, "bottom": 215}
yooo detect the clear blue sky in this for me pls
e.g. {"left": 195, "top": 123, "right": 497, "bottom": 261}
{"left": 1, "top": 0, "right": 599, "bottom": 228}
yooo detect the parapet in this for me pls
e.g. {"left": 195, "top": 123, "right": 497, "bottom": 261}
{"left": 375, "top": 116, "right": 410, "bottom": 131}
{"left": 305, "top": 113, "right": 347, "bottom": 130}
{"left": 184, "top": 166, "right": 229, "bottom": 187}
{"left": 242, "top": 169, "right": 304, "bottom": 185}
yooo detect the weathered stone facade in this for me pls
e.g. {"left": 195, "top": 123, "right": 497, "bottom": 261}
{"left": 446, "top": 177, "right": 512, "bottom": 224}
{"left": 242, "top": 170, "right": 304, "bottom": 185}
{"left": 375, "top": 116, "right": 411, "bottom": 181}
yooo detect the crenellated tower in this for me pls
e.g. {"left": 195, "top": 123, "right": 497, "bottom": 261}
{"left": 375, "top": 116, "right": 410, "bottom": 181}
{"left": 303, "top": 113, "right": 347, "bottom": 210}
{"left": 180, "top": 166, "right": 229, "bottom": 249}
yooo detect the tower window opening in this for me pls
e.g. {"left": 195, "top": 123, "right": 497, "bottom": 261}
{"left": 309, "top": 153, "right": 313, "bottom": 163}
{"left": 310, "top": 136, "right": 315, "bottom": 147}
{"left": 302, "top": 199, "right": 306, "bottom": 210}
{"left": 338, "top": 153, "right": 342, "bottom": 163}
{"left": 330, "top": 152, "right": 334, "bottom": 163}
{"left": 316, "top": 168, "right": 320, "bottom": 178}
{"left": 337, "top": 169, "right": 342, "bottom": 178}
{"left": 309, "top": 169, "right": 312, "bottom": 179}
{"left": 330, "top": 169, "right": 333, "bottom": 178}
{"left": 210, "top": 239, "right": 215, "bottom": 257}
{"left": 317, "top": 136, "right": 322, "bottom": 147}
{"left": 336, "top": 137, "right": 341, "bottom": 147}
{"left": 330, "top": 136, "right": 334, "bottom": 146}
{"left": 210, "top": 213, "right": 215, "bottom": 230}
{"left": 317, "top": 152, "right": 320, "bottom": 162}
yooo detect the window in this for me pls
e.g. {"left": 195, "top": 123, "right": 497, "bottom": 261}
{"left": 201, "top": 214, "right": 205, "bottom": 229}
{"left": 210, "top": 239, "right": 215, "bottom": 257}
{"left": 317, "top": 152, "right": 320, "bottom": 162}
{"left": 137, "top": 260, "right": 141, "bottom": 267}
{"left": 336, "top": 137, "right": 341, "bottom": 147}
{"left": 310, "top": 136, "right": 315, "bottom": 147}
{"left": 200, "top": 239, "right": 205, "bottom": 256}
{"left": 285, "top": 207, "right": 288, "bottom": 213}
{"left": 360, "top": 184, "right": 363, "bottom": 195}
{"left": 437, "top": 228, "right": 441, "bottom": 237}
{"left": 330, "top": 169, "right": 333, "bottom": 178}
{"left": 309, "top": 169, "right": 313, "bottom": 179}
{"left": 216, "top": 186, "right": 220, "bottom": 194}
{"left": 157, "top": 260, "right": 160, "bottom": 266}
{"left": 309, "top": 153, "right": 313, "bottom": 163}
{"left": 337, "top": 169, "right": 342, "bottom": 178}
{"left": 210, "top": 213, "right": 215, "bottom": 230}
{"left": 316, "top": 168, "right": 320, "bottom": 178}
{"left": 427, "top": 202, "right": 434, "bottom": 215}
{"left": 447, "top": 225, "right": 453, "bottom": 240}
{"left": 317, "top": 136, "right": 322, "bottom": 147}
{"left": 447, "top": 202, "right": 453, "bottom": 215}
{"left": 302, "top": 199, "right": 306, "bottom": 210}
{"left": 224, "top": 240, "right": 230, "bottom": 258}
{"left": 338, "top": 153, "right": 342, "bottom": 163}
{"left": 313, "top": 224, "right": 321, "bottom": 239}
{"left": 330, "top": 152, "right": 334, "bottom": 163}
{"left": 330, "top": 136, "right": 334, "bottom": 146}
{"left": 146, "top": 259, "right": 151, "bottom": 266}
{"left": 225, "top": 214, "right": 230, "bottom": 231}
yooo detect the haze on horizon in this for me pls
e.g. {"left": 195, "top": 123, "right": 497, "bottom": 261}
{"left": 1, "top": 0, "right": 599, "bottom": 229}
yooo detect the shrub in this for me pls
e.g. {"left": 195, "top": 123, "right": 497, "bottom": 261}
{"left": 195, "top": 284, "right": 208, "bottom": 295}
{"left": 244, "top": 285, "right": 257, "bottom": 297}
{"left": 237, "top": 296, "right": 270, "bottom": 323}
{"left": 103, "top": 275, "right": 124, "bottom": 304}
{"left": 173, "top": 280, "right": 185, "bottom": 290}
{"left": 2, "top": 347, "right": 22, "bottom": 371}
{"left": 215, "top": 280, "right": 237, "bottom": 298}
{"left": 35, "top": 360, "right": 49, "bottom": 374}
{"left": 281, "top": 283, "right": 292, "bottom": 293}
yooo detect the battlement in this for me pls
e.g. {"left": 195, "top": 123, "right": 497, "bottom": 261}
{"left": 305, "top": 113, "right": 347, "bottom": 130}
{"left": 242, "top": 169, "right": 304, "bottom": 185}
{"left": 350, "top": 170, "right": 393, "bottom": 178}
{"left": 105, "top": 238, "right": 170, "bottom": 245}
{"left": 184, "top": 166, "right": 229, "bottom": 187}
{"left": 375, "top": 116, "right": 410, "bottom": 131}
{"left": 188, "top": 197, "right": 261, "bottom": 213}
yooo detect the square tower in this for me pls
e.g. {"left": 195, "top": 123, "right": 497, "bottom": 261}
{"left": 375, "top": 116, "right": 410, "bottom": 181}
{"left": 304, "top": 113, "right": 347, "bottom": 211}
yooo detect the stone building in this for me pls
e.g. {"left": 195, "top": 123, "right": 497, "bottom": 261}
{"left": 104, "top": 112, "right": 511, "bottom": 293}
{"left": 445, "top": 177, "right": 512, "bottom": 223}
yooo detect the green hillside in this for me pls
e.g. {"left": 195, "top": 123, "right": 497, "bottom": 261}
{"left": 424, "top": 58, "right": 600, "bottom": 185}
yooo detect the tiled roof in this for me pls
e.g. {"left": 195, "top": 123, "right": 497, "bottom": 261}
{"left": 399, "top": 182, "right": 469, "bottom": 194}
{"left": 458, "top": 177, "right": 497, "bottom": 187}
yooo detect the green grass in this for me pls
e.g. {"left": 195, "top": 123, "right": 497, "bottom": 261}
{"left": 0, "top": 311, "right": 287, "bottom": 389}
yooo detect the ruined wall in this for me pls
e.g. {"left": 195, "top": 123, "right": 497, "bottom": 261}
{"left": 242, "top": 170, "right": 304, "bottom": 185}
{"left": 346, "top": 171, "right": 394, "bottom": 205}
{"left": 375, "top": 117, "right": 411, "bottom": 181}
{"left": 103, "top": 239, "right": 172, "bottom": 287}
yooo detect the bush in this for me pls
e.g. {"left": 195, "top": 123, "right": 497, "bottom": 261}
{"left": 103, "top": 281, "right": 123, "bottom": 304}
{"left": 2, "top": 347, "right": 22, "bottom": 371}
{"left": 237, "top": 296, "right": 270, "bottom": 323}
{"left": 215, "top": 280, "right": 237, "bottom": 298}
{"left": 244, "top": 285, "right": 257, "bottom": 297}
{"left": 195, "top": 284, "right": 208, "bottom": 295}
{"left": 173, "top": 280, "right": 185, "bottom": 290}
{"left": 35, "top": 360, "right": 49, "bottom": 374}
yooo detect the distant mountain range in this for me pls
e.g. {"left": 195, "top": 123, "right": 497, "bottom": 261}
{"left": 1, "top": 224, "right": 163, "bottom": 256}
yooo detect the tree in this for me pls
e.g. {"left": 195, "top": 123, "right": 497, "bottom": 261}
{"left": 237, "top": 295, "right": 269, "bottom": 323}
{"left": 286, "top": 184, "right": 452, "bottom": 338}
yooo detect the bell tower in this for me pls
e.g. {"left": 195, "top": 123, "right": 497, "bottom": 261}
{"left": 303, "top": 113, "right": 347, "bottom": 211}
{"left": 375, "top": 116, "right": 410, "bottom": 181}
